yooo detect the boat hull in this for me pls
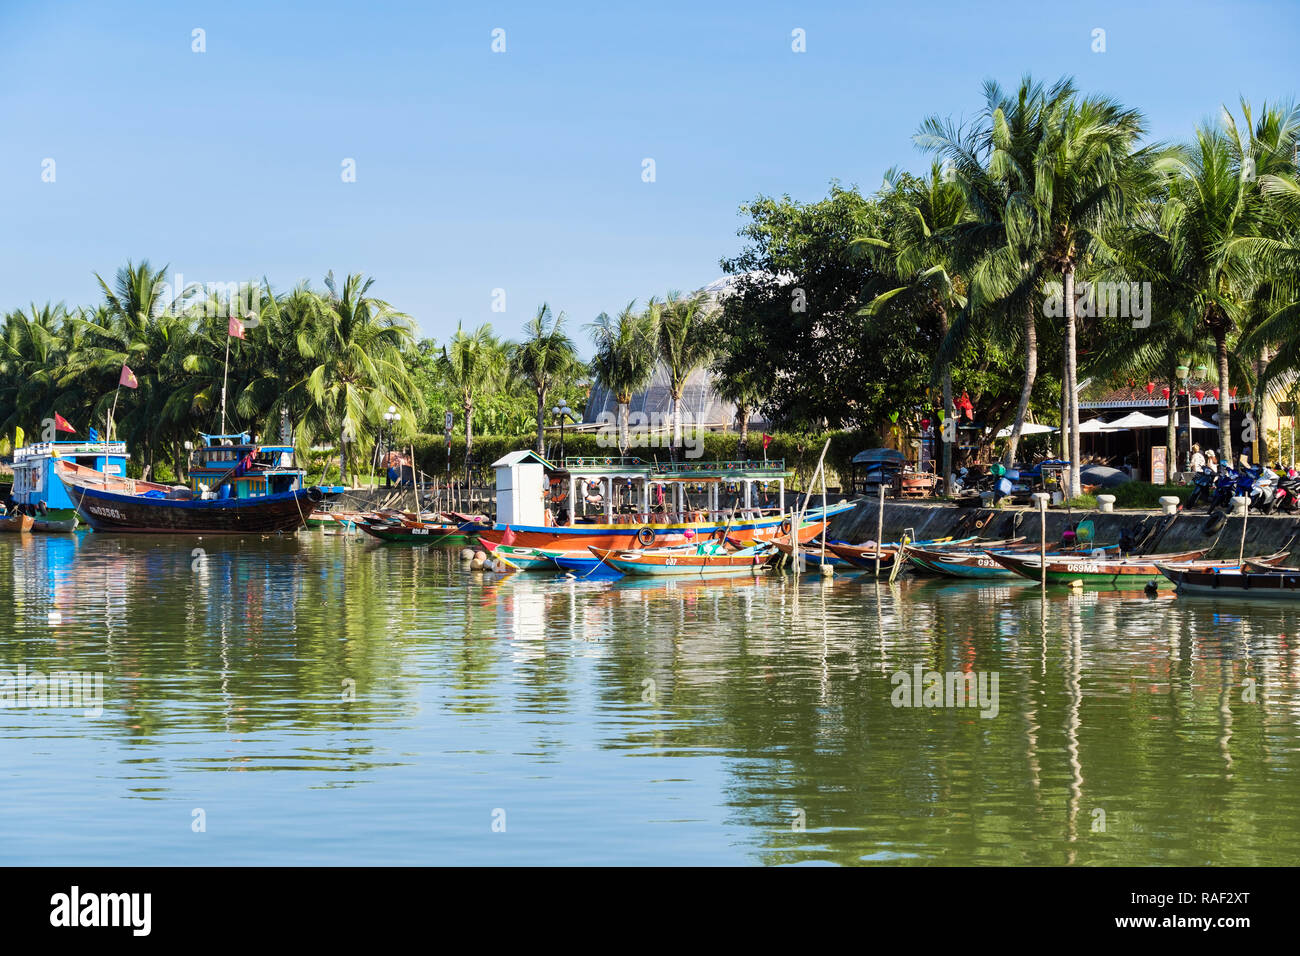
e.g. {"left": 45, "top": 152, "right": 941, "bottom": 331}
{"left": 588, "top": 546, "right": 773, "bottom": 577}
{"left": 64, "top": 482, "right": 320, "bottom": 534}
{"left": 477, "top": 502, "right": 855, "bottom": 552}
{"left": 0, "top": 514, "right": 34, "bottom": 533}
{"left": 1159, "top": 565, "right": 1300, "bottom": 599}
{"left": 988, "top": 548, "right": 1214, "bottom": 585}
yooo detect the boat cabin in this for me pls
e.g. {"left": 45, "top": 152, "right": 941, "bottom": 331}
{"left": 492, "top": 451, "right": 793, "bottom": 527}
{"left": 12, "top": 440, "right": 130, "bottom": 516}
{"left": 187, "top": 433, "right": 304, "bottom": 499}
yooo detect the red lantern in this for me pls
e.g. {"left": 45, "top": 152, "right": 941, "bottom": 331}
{"left": 1212, "top": 387, "right": 1220, "bottom": 400}
{"left": 1195, "top": 389, "right": 1205, "bottom": 401}
{"left": 920, "top": 418, "right": 931, "bottom": 431}
{"left": 1161, "top": 387, "right": 1170, "bottom": 399}
{"left": 1145, "top": 382, "right": 1155, "bottom": 395}
{"left": 1179, "top": 388, "right": 1187, "bottom": 396}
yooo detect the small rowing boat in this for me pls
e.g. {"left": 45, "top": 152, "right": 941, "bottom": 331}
{"left": 358, "top": 512, "right": 489, "bottom": 544}
{"left": 1158, "top": 563, "right": 1300, "bottom": 599}
{"left": 588, "top": 542, "right": 775, "bottom": 577}
{"left": 985, "top": 548, "right": 1256, "bottom": 586}
{"left": 821, "top": 536, "right": 970, "bottom": 573}
{"left": 31, "top": 516, "right": 78, "bottom": 533}
{"left": 0, "top": 513, "right": 35, "bottom": 533}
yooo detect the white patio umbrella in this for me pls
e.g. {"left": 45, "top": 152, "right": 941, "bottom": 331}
{"left": 994, "top": 422, "right": 1057, "bottom": 439}
{"left": 1078, "top": 417, "right": 1126, "bottom": 433}
{"left": 1147, "top": 413, "right": 1218, "bottom": 429}
{"left": 1104, "top": 411, "right": 1165, "bottom": 429}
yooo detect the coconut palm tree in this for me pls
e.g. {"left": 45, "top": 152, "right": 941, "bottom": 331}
{"left": 439, "top": 322, "right": 506, "bottom": 470}
{"left": 284, "top": 272, "right": 421, "bottom": 486}
{"left": 588, "top": 303, "right": 657, "bottom": 456}
{"left": 1032, "top": 94, "right": 1148, "bottom": 494}
{"left": 656, "top": 291, "right": 716, "bottom": 460}
{"left": 918, "top": 76, "right": 1077, "bottom": 468}
{"left": 1223, "top": 105, "right": 1300, "bottom": 419}
{"left": 0, "top": 302, "right": 68, "bottom": 443}
{"left": 510, "top": 304, "right": 578, "bottom": 455}
{"left": 855, "top": 163, "right": 971, "bottom": 487}
{"left": 1161, "top": 102, "right": 1299, "bottom": 462}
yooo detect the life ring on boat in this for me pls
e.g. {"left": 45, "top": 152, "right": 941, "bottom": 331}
{"left": 1203, "top": 509, "right": 1227, "bottom": 536}
{"left": 779, "top": 518, "right": 793, "bottom": 536}
{"left": 637, "top": 526, "right": 656, "bottom": 546}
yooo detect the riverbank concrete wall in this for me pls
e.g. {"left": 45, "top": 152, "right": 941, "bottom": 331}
{"left": 827, "top": 499, "right": 1300, "bottom": 560}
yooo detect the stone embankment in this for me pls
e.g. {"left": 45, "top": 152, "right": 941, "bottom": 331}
{"left": 827, "top": 499, "right": 1300, "bottom": 560}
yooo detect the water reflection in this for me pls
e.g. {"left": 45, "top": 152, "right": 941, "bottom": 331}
{"left": 0, "top": 533, "right": 1298, "bottom": 864}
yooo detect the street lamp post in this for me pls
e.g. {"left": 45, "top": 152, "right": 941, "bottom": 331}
{"left": 551, "top": 400, "right": 574, "bottom": 462}
{"left": 1176, "top": 363, "right": 1209, "bottom": 471}
{"left": 382, "top": 405, "right": 401, "bottom": 486}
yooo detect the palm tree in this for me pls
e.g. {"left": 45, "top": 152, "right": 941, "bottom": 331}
{"left": 855, "top": 163, "right": 971, "bottom": 486}
{"left": 287, "top": 272, "right": 421, "bottom": 486}
{"left": 510, "top": 304, "right": 578, "bottom": 455}
{"left": 1161, "top": 102, "right": 1299, "bottom": 462}
{"left": 438, "top": 322, "right": 506, "bottom": 470}
{"left": 588, "top": 303, "right": 657, "bottom": 456}
{"left": 66, "top": 261, "right": 183, "bottom": 476}
{"left": 1222, "top": 105, "right": 1300, "bottom": 433}
{"left": 712, "top": 361, "right": 765, "bottom": 459}
{"left": 1033, "top": 94, "right": 1147, "bottom": 494}
{"left": 656, "top": 291, "right": 715, "bottom": 460}
{"left": 918, "top": 76, "right": 1077, "bottom": 468}
{"left": 0, "top": 302, "right": 68, "bottom": 443}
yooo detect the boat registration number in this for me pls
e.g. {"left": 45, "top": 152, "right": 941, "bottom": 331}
{"left": 1063, "top": 562, "right": 1102, "bottom": 573}
{"left": 411, "top": 528, "right": 428, "bottom": 535}
{"left": 88, "top": 506, "right": 126, "bottom": 520}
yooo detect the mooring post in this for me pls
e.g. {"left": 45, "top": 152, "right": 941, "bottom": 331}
{"left": 874, "top": 482, "right": 885, "bottom": 576}
{"left": 1032, "top": 492, "right": 1050, "bottom": 589}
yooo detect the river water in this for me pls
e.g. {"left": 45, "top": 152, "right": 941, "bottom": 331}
{"left": 1, "top": 531, "right": 1297, "bottom": 865}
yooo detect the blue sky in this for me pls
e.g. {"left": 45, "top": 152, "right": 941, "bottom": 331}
{"left": 2, "top": 1, "right": 1296, "bottom": 353}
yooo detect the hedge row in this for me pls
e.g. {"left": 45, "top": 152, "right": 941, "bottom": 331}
{"left": 391, "top": 429, "right": 879, "bottom": 492}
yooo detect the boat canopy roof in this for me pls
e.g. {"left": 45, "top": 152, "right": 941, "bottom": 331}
{"left": 851, "top": 448, "right": 905, "bottom": 465}
{"left": 561, "top": 456, "right": 790, "bottom": 479}
{"left": 16, "top": 440, "right": 129, "bottom": 462}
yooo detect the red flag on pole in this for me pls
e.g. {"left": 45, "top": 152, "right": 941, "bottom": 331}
{"left": 761, "top": 433, "right": 774, "bottom": 450}
{"left": 501, "top": 525, "right": 517, "bottom": 546}
{"left": 53, "top": 413, "right": 76, "bottom": 434}
{"left": 228, "top": 315, "right": 246, "bottom": 340}
{"left": 119, "top": 365, "right": 138, "bottom": 389}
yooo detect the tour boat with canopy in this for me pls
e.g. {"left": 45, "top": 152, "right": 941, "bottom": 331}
{"left": 478, "top": 451, "right": 855, "bottom": 552}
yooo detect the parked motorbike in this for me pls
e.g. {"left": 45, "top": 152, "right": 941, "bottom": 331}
{"left": 1185, "top": 467, "right": 1216, "bottom": 509}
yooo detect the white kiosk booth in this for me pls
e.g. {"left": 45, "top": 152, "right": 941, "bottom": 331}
{"left": 492, "top": 450, "right": 552, "bottom": 527}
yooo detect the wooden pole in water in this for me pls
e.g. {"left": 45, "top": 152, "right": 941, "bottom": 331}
{"left": 1039, "top": 495, "right": 1047, "bottom": 588}
{"left": 795, "top": 438, "right": 832, "bottom": 575}
{"left": 875, "top": 481, "right": 885, "bottom": 576}
{"left": 1238, "top": 498, "right": 1249, "bottom": 566}
{"left": 820, "top": 462, "right": 831, "bottom": 576}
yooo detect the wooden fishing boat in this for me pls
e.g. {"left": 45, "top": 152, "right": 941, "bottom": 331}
{"left": 31, "top": 516, "right": 78, "bottom": 533}
{"left": 1244, "top": 557, "right": 1300, "bottom": 574}
{"left": 987, "top": 548, "right": 1211, "bottom": 585}
{"left": 485, "top": 543, "right": 565, "bottom": 571}
{"left": 0, "top": 513, "right": 35, "bottom": 533}
{"left": 770, "top": 537, "right": 852, "bottom": 567}
{"left": 54, "top": 436, "right": 322, "bottom": 534}
{"left": 821, "top": 535, "right": 971, "bottom": 573}
{"left": 1158, "top": 564, "right": 1300, "bottom": 599}
{"left": 588, "top": 543, "right": 775, "bottom": 577}
{"left": 552, "top": 552, "right": 624, "bottom": 578}
{"left": 904, "top": 538, "right": 1111, "bottom": 578}
{"left": 358, "top": 517, "right": 472, "bottom": 544}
